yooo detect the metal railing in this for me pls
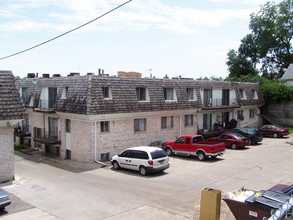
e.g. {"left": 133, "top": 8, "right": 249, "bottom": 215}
{"left": 203, "top": 98, "right": 239, "bottom": 108}
{"left": 38, "top": 99, "right": 56, "bottom": 110}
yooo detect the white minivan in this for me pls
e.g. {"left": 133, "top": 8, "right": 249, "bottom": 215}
{"left": 111, "top": 146, "right": 170, "bottom": 176}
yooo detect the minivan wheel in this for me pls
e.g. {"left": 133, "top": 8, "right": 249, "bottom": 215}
{"left": 139, "top": 166, "right": 147, "bottom": 176}
{"left": 198, "top": 152, "right": 206, "bottom": 161}
{"left": 273, "top": 133, "right": 278, "bottom": 138}
{"left": 165, "top": 147, "right": 173, "bottom": 156}
{"left": 112, "top": 161, "right": 120, "bottom": 170}
{"left": 231, "top": 143, "right": 237, "bottom": 149}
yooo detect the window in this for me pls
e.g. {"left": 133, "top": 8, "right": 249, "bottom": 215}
{"left": 101, "top": 153, "right": 110, "bottom": 161}
{"left": 163, "top": 88, "right": 176, "bottom": 101}
{"left": 61, "top": 87, "right": 69, "bottom": 99}
{"left": 185, "top": 114, "right": 194, "bottom": 126}
{"left": 102, "top": 87, "right": 111, "bottom": 99}
{"left": 65, "top": 119, "right": 71, "bottom": 133}
{"left": 239, "top": 89, "right": 245, "bottom": 99}
{"left": 21, "top": 87, "right": 28, "bottom": 103}
{"left": 187, "top": 88, "right": 196, "bottom": 100}
{"left": 237, "top": 110, "right": 244, "bottom": 120}
{"left": 48, "top": 87, "right": 57, "bottom": 109}
{"left": 175, "top": 137, "right": 185, "bottom": 144}
{"left": 48, "top": 117, "right": 58, "bottom": 139}
{"left": 161, "top": 116, "right": 174, "bottom": 129}
{"left": 136, "top": 87, "right": 149, "bottom": 101}
{"left": 249, "top": 109, "right": 255, "bottom": 119}
{"left": 134, "top": 118, "right": 146, "bottom": 132}
{"left": 252, "top": 90, "right": 258, "bottom": 99}
{"left": 101, "top": 121, "right": 109, "bottom": 132}
{"left": 203, "top": 113, "right": 212, "bottom": 130}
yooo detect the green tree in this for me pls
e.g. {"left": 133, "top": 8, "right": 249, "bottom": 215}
{"left": 227, "top": 0, "right": 293, "bottom": 79}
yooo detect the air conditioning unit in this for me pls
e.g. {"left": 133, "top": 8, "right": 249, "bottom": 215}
{"left": 255, "top": 109, "right": 260, "bottom": 115}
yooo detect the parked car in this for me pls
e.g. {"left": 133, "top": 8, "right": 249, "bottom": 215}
{"left": 207, "top": 133, "right": 251, "bottom": 149}
{"left": 111, "top": 146, "right": 170, "bottom": 176}
{"left": 163, "top": 135, "right": 225, "bottom": 161}
{"left": 260, "top": 125, "right": 290, "bottom": 138}
{"left": 0, "top": 188, "right": 11, "bottom": 210}
{"left": 229, "top": 127, "right": 263, "bottom": 144}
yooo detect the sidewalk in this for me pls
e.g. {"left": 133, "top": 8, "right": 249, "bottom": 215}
{"left": 1, "top": 208, "right": 61, "bottom": 220}
{"left": 14, "top": 149, "right": 109, "bottom": 173}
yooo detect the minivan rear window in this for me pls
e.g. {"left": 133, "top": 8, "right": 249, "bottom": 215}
{"left": 151, "top": 150, "right": 167, "bottom": 159}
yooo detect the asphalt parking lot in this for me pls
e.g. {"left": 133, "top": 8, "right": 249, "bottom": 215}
{"left": 1, "top": 134, "right": 293, "bottom": 220}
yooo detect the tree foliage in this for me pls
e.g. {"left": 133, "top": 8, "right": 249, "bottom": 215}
{"left": 227, "top": 0, "right": 293, "bottom": 79}
{"left": 261, "top": 81, "right": 293, "bottom": 103}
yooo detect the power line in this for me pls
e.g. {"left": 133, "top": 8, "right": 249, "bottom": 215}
{"left": 0, "top": 0, "right": 133, "bottom": 61}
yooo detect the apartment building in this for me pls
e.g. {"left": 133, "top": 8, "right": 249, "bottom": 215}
{"left": 15, "top": 74, "right": 264, "bottom": 162}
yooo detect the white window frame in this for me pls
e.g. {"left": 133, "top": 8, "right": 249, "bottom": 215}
{"left": 102, "top": 87, "right": 112, "bottom": 99}
{"left": 101, "top": 121, "right": 110, "bottom": 132}
{"left": 187, "top": 88, "right": 196, "bottom": 101}
{"left": 136, "top": 87, "right": 149, "bottom": 102}
{"left": 163, "top": 88, "right": 177, "bottom": 102}
{"left": 185, "top": 114, "right": 194, "bottom": 127}
{"left": 134, "top": 118, "right": 147, "bottom": 132}
{"left": 239, "top": 89, "right": 247, "bottom": 99}
{"left": 161, "top": 116, "right": 174, "bottom": 129}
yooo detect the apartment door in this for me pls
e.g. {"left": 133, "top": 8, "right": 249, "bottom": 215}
{"left": 203, "top": 113, "right": 212, "bottom": 131}
{"left": 222, "top": 89, "right": 230, "bottom": 106}
{"left": 48, "top": 87, "right": 57, "bottom": 109}
{"left": 203, "top": 89, "right": 213, "bottom": 107}
{"left": 222, "top": 112, "right": 230, "bottom": 128}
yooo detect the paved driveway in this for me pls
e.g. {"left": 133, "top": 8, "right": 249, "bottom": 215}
{"left": 1, "top": 135, "right": 293, "bottom": 219}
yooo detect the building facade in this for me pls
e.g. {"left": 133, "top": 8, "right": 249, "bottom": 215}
{"left": 15, "top": 74, "right": 264, "bottom": 162}
{"left": 0, "top": 71, "right": 25, "bottom": 182}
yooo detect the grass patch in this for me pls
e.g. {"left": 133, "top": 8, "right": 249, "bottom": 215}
{"left": 289, "top": 129, "right": 293, "bottom": 134}
{"left": 14, "top": 145, "right": 27, "bottom": 151}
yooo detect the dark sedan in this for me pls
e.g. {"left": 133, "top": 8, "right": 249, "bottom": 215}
{"left": 229, "top": 127, "right": 263, "bottom": 144}
{"left": 260, "top": 125, "right": 289, "bottom": 138}
{"left": 207, "top": 133, "right": 251, "bottom": 149}
{"left": 0, "top": 188, "right": 11, "bottom": 210}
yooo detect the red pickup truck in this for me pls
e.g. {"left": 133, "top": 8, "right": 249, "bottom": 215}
{"left": 163, "top": 135, "right": 225, "bottom": 161}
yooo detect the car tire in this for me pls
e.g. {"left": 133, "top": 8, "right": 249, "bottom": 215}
{"left": 231, "top": 143, "right": 237, "bottom": 149}
{"left": 165, "top": 147, "right": 173, "bottom": 156}
{"left": 273, "top": 133, "right": 278, "bottom": 138}
{"left": 112, "top": 161, "right": 120, "bottom": 170}
{"left": 139, "top": 166, "right": 147, "bottom": 176}
{"left": 197, "top": 151, "right": 206, "bottom": 161}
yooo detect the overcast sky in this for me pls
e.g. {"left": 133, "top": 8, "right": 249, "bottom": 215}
{"left": 0, "top": 0, "right": 281, "bottom": 79}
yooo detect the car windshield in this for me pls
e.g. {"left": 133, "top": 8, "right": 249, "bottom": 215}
{"left": 275, "top": 126, "right": 283, "bottom": 129}
{"left": 151, "top": 150, "right": 167, "bottom": 159}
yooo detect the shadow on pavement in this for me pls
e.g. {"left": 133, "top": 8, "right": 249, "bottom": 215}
{"left": 14, "top": 150, "right": 108, "bottom": 173}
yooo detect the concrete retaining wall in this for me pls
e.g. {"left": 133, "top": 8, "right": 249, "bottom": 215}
{"left": 261, "top": 100, "right": 293, "bottom": 128}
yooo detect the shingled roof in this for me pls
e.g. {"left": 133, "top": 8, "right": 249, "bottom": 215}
{"left": 280, "top": 64, "right": 293, "bottom": 81}
{"left": 0, "top": 71, "right": 26, "bottom": 121}
{"left": 17, "top": 75, "right": 264, "bottom": 115}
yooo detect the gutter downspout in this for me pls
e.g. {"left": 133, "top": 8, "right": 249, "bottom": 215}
{"left": 94, "top": 121, "right": 106, "bottom": 167}
{"left": 179, "top": 115, "right": 182, "bottom": 137}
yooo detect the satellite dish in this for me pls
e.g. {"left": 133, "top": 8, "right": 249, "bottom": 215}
{"left": 238, "top": 115, "right": 244, "bottom": 121}
{"left": 228, "top": 119, "right": 238, "bottom": 129}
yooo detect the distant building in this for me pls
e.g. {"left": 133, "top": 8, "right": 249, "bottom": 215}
{"left": 15, "top": 74, "right": 264, "bottom": 162}
{"left": 280, "top": 64, "right": 293, "bottom": 86}
{"left": 0, "top": 71, "right": 25, "bottom": 182}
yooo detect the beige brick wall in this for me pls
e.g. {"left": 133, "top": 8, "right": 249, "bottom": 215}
{"left": 60, "top": 119, "right": 94, "bottom": 162}
{"left": 0, "top": 126, "right": 14, "bottom": 182}
{"left": 96, "top": 115, "right": 198, "bottom": 160}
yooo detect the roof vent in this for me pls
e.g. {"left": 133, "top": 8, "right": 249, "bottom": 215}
{"left": 68, "top": 72, "right": 80, "bottom": 77}
{"left": 27, "top": 73, "right": 35, "bottom": 78}
{"left": 42, "top": 73, "right": 50, "bottom": 78}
